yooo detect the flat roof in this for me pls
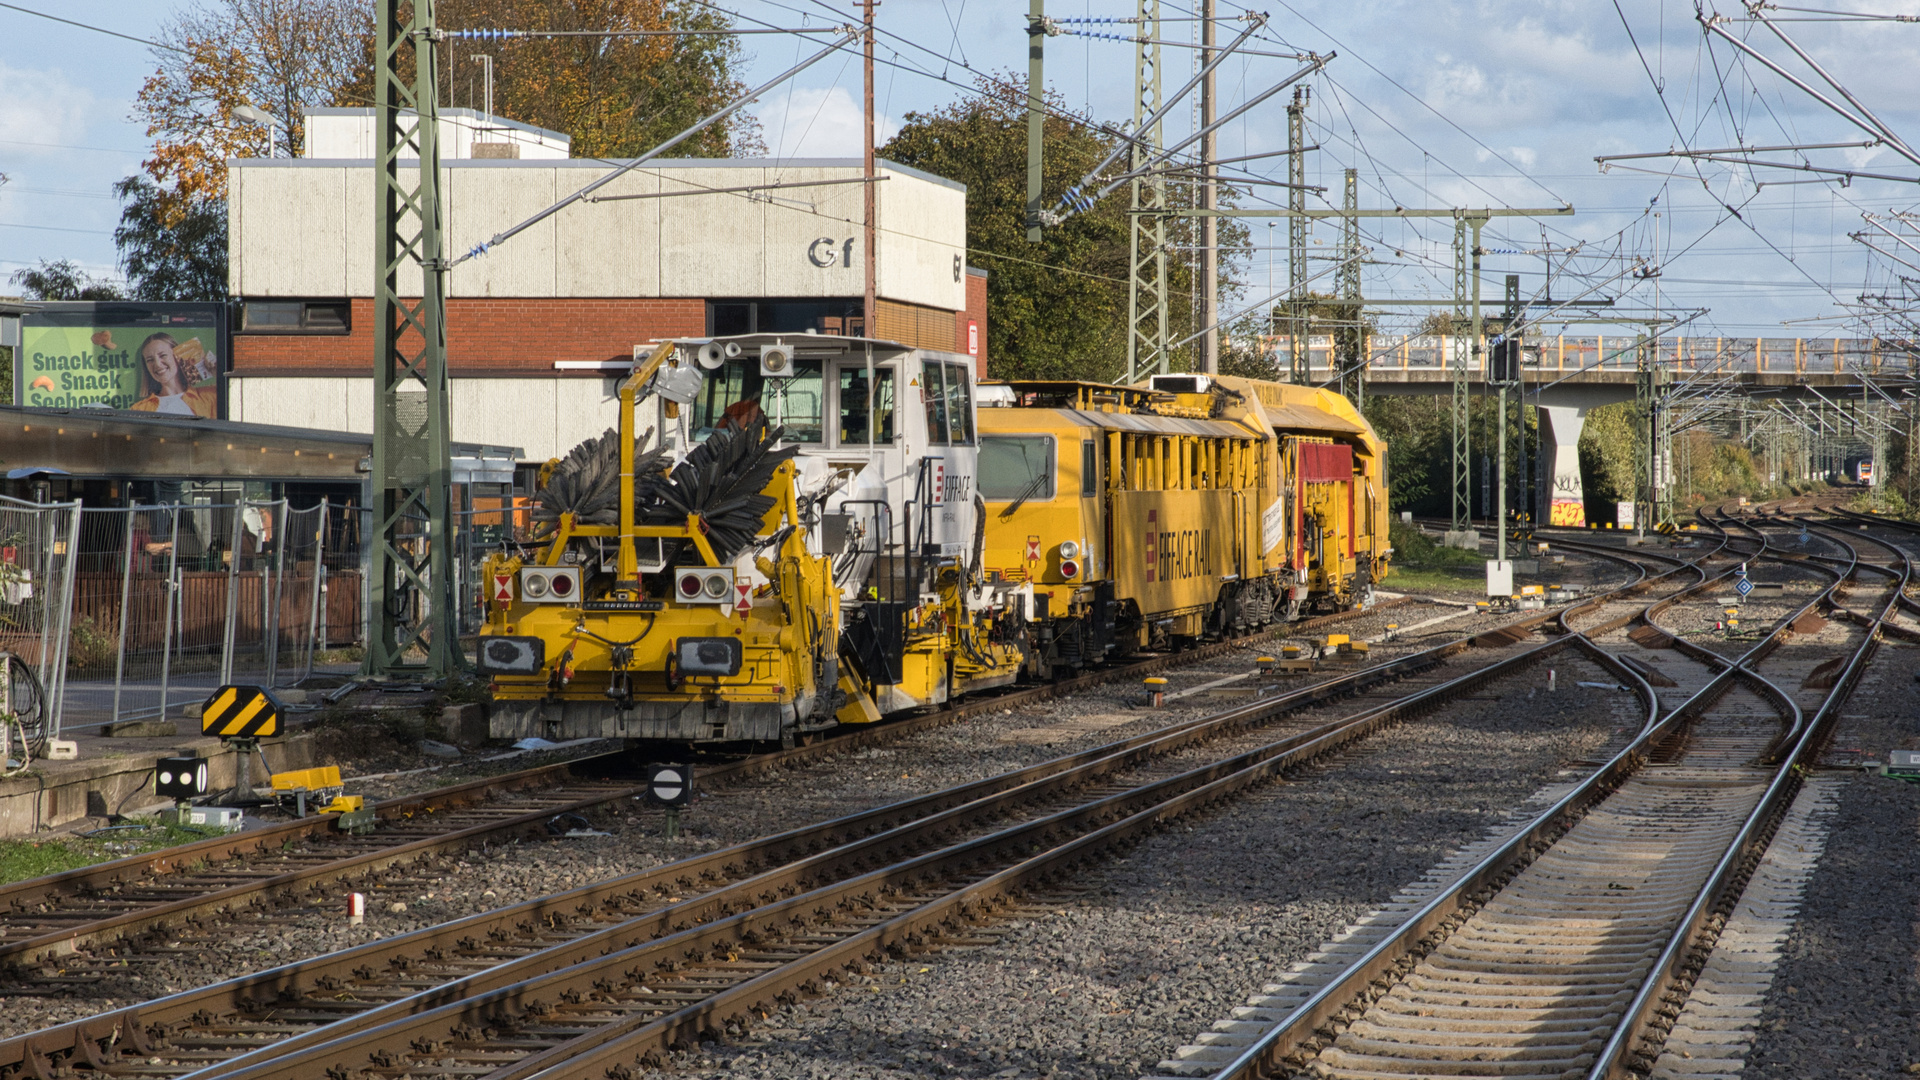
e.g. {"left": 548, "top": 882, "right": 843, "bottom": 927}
{"left": 1, "top": 407, "right": 521, "bottom": 481}
{"left": 304, "top": 106, "right": 571, "bottom": 145}
{"left": 227, "top": 156, "right": 968, "bottom": 193}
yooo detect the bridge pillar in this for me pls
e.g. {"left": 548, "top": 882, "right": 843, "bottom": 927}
{"left": 1540, "top": 404, "right": 1587, "bottom": 528}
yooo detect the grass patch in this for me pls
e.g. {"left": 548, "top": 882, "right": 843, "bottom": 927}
{"left": 1385, "top": 563, "right": 1486, "bottom": 592}
{"left": 0, "top": 819, "right": 224, "bottom": 887}
{"left": 1384, "top": 519, "right": 1485, "bottom": 592}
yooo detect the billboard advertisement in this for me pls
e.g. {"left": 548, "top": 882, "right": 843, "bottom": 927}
{"left": 17, "top": 302, "right": 226, "bottom": 419}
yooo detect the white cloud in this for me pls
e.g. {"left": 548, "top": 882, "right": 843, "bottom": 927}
{"left": 0, "top": 62, "right": 96, "bottom": 153}
{"left": 755, "top": 87, "right": 900, "bottom": 159}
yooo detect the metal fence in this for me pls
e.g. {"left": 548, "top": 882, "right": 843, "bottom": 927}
{"left": 0, "top": 497, "right": 81, "bottom": 758}
{"left": 0, "top": 492, "right": 548, "bottom": 736}
{"left": 62, "top": 500, "right": 368, "bottom": 730}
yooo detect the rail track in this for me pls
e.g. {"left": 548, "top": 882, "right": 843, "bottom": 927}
{"left": 0, "top": 601, "right": 1432, "bottom": 976}
{"left": 0, "top": 548, "right": 1672, "bottom": 1080}
{"left": 1142, "top": 510, "right": 1907, "bottom": 1080}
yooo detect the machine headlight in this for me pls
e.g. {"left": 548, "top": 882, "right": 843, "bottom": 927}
{"left": 478, "top": 636, "right": 546, "bottom": 675}
{"left": 1059, "top": 540, "right": 1081, "bottom": 560}
{"left": 677, "top": 637, "right": 742, "bottom": 677}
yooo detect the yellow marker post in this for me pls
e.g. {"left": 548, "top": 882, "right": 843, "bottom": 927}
{"left": 1144, "top": 677, "right": 1168, "bottom": 708}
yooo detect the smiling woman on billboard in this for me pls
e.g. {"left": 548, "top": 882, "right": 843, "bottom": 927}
{"left": 129, "top": 332, "right": 219, "bottom": 418}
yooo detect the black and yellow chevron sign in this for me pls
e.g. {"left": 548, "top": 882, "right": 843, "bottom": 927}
{"left": 1655, "top": 521, "right": 1678, "bottom": 536}
{"left": 202, "top": 685, "right": 282, "bottom": 739}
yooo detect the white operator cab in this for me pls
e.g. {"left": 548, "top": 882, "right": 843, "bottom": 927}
{"left": 669, "top": 333, "right": 1000, "bottom": 622}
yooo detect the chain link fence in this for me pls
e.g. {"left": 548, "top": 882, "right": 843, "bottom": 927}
{"left": 0, "top": 497, "right": 81, "bottom": 763}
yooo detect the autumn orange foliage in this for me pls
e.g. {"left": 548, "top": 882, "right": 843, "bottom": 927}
{"left": 135, "top": 0, "right": 754, "bottom": 227}
{"left": 136, "top": 37, "right": 272, "bottom": 227}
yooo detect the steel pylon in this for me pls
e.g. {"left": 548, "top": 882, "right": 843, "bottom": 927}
{"left": 367, "top": 0, "right": 457, "bottom": 677}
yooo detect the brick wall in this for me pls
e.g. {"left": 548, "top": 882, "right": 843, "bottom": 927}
{"left": 233, "top": 297, "right": 708, "bottom": 376}
{"left": 961, "top": 267, "right": 988, "bottom": 378}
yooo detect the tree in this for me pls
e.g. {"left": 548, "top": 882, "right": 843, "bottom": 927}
{"left": 1578, "top": 401, "right": 1639, "bottom": 514}
{"left": 132, "top": 1, "right": 758, "bottom": 248}
{"left": 136, "top": 0, "right": 365, "bottom": 227}
{"left": 8, "top": 260, "right": 125, "bottom": 301}
{"left": 331, "top": 0, "right": 760, "bottom": 159}
{"left": 882, "top": 75, "right": 1240, "bottom": 382}
{"left": 114, "top": 176, "right": 229, "bottom": 301}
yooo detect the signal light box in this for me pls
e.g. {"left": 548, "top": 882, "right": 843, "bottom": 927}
{"left": 156, "top": 755, "right": 210, "bottom": 800}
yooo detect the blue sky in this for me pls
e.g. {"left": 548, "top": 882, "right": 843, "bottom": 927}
{"left": 6, "top": 0, "right": 1920, "bottom": 337}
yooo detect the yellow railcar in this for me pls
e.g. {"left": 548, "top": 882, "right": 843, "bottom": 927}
{"left": 977, "top": 373, "right": 1389, "bottom": 675}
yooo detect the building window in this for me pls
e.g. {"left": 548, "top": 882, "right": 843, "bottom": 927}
{"left": 705, "top": 298, "right": 863, "bottom": 337}
{"left": 241, "top": 300, "right": 351, "bottom": 334}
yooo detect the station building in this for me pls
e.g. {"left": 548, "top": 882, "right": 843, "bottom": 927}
{"left": 226, "top": 109, "right": 988, "bottom": 463}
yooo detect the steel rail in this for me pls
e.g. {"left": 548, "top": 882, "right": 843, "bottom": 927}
{"left": 1586, "top": 515, "right": 1908, "bottom": 1079}
{"left": 1824, "top": 508, "right": 1920, "bottom": 631}
{"left": 0, "top": 603, "right": 1407, "bottom": 969}
{"left": 1194, "top": 505, "right": 1876, "bottom": 1080}
{"left": 0, "top": 753, "right": 624, "bottom": 913}
{"left": 173, "top": 536, "right": 1732, "bottom": 1080}
{"left": 338, "top": 634, "right": 1613, "bottom": 1080}
{"left": 165, "top": 564, "right": 1735, "bottom": 1076}
{"left": 183, "top": 633, "right": 1584, "bottom": 1080}
{"left": 0, "top": 607, "right": 1527, "bottom": 1079}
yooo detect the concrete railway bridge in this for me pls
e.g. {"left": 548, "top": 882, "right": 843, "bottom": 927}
{"left": 1262, "top": 333, "right": 1917, "bottom": 526}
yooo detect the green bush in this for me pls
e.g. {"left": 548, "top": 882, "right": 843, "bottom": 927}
{"left": 1849, "top": 487, "right": 1910, "bottom": 517}
{"left": 1389, "top": 519, "right": 1481, "bottom": 569}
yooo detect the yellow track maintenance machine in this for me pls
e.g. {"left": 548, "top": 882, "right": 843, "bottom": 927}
{"left": 479, "top": 335, "right": 1028, "bottom": 747}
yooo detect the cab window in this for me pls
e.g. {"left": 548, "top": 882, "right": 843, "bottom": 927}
{"left": 692, "top": 360, "right": 758, "bottom": 437}
{"left": 1082, "top": 440, "right": 1098, "bottom": 496}
{"left": 837, "top": 366, "right": 896, "bottom": 444}
{"left": 764, "top": 360, "right": 823, "bottom": 443}
{"left": 921, "top": 360, "right": 949, "bottom": 444}
{"left": 943, "top": 363, "right": 974, "bottom": 444}
{"left": 979, "top": 435, "right": 1054, "bottom": 501}
{"left": 691, "top": 358, "right": 821, "bottom": 443}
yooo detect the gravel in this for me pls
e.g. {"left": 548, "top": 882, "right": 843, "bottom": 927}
{"left": 0, "top": 601, "right": 1567, "bottom": 1040}
{"left": 1741, "top": 629, "right": 1920, "bottom": 1076}
{"left": 657, "top": 653, "right": 1639, "bottom": 1080}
